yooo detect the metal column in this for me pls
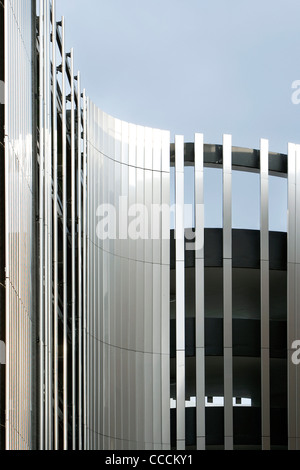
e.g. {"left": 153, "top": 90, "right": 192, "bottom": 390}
{"left": 82, "top": 89, "right": 87, "bottom": 450}
{"left": 44, "top": 0, "right": 53, "bottom": 450}
{"left": 4, "top": 0, "right": 10, "bottom": 449}
{"left": 69, "top": 48, "right": 76, "bottom": 450}
{"left": 175, "top": 135, "right": 185, "bottom": 450}
{"left": 287, "top": 143, "right": 300, "bottom": 449}
{"left": 61, "top": 16, "right": 68, "bottom": 450}
{"left": 260, "top": 138, "right": 270, "bottom": 450}
{"left": 223, "top": 134, "right": 233, "bottom": 450}
{"left": 195, "top": 133, "right": 205, "bottom": 450}
{"left": 38, "top": 0, "right": 45, "bottom": 450}
{"left": 52, "top": 0, "right": 59, "bottom": 450}
{"left": 77, "top": 71, "right": 83, "bottom": 450}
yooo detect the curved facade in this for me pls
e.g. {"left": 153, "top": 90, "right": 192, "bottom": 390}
{"left": 168, "top": 139, "right": 295, "bottom": 450}
{"left": 85, "top": 107, "right": 300, "bottom": 449}
{"left": 86, "top": 100, "right": 170, "bottom": 449}
{"left": 1, "top": 0, "right": 300, "bottom": 451}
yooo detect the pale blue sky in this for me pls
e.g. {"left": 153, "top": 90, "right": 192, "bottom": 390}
{"left": 170, "top": 167, "right": 287, "bottom": 232}
{"left": 56, "top": 0, "right": 300, "bottom": 153}
{"left": 56, "top": 1, "right": 294, "bottom": 231}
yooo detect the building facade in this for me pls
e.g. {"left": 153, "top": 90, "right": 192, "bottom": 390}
{"left": 0, "top": 0, "right": 300, "bottom": 450}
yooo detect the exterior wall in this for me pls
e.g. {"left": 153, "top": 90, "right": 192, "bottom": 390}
{"left": 4, "top": 0, "right": 33, "bottom": 450}
{"left": 170, "top": 228, "right": 289, "bottom": 448}
{"left": 86, "top": 100, "right": 170, "bottom": 449}
{"left": 37, "top": 0, "right": 86, "bottom": 450}
{"left": 0, "top": 0, "right": 5, "bottom": 451}
{"left": 170, "top": 139, "right": 297, "bottom": 450}
{"left": 1, "top": 0, "right": 300, "bottom": 452}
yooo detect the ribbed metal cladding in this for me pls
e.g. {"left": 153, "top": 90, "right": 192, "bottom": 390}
{"left": 39, "top": 0, "right": 52, "bottom": 450}
{"left": 0, "top": 0, "right": 5, "bottom": 451}
{"left": 52, "top": 0, "right": 59, "bottom": 451}
{"left": 60, "top": 14, "right": 68, "bottom": 451}
{"left": 86, "top": 99, "right": 170, "bottom": 450}
{"left": 38, "top": 0, "right": 45, "bottom": 450}
{"left": 39, "top": 0, "right": 53, "bottom": 450}
{"left": 82, "top": 90, "right": 88, "bottom": 450}
{"left": 4, "top": 0, "right": 300, "bottom": 452}
{"left": 70, "top": 48, "right": 76, "bottom": 451}
{"left": 223, "top": 134, "right": 233, "bottom": 450}
{"left": 4, "top": 0, "right": 33, "bottom": 450}
{"left": 35, "top": 0, "right": 86, "bottom": 450}
{"left": 44, "top": 0, "right": 52, "bottom": 450}
{"left": 260, "top": 139, "right": 270, "bottom": 450}
{"left": 77, "top": 71, "right": 83, "bottom": 452}
{"left": 82, "top": 88, "right": 88, "bottom": 451}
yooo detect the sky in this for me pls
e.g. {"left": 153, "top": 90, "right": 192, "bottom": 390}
{"left": 55, "top": 0, "right": 300, "bottom": 154}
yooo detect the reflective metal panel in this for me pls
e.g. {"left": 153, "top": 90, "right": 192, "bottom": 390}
{"left": 289, "top": 143, "right": 300, "bottom": 449}
{"left": 83, "top": 88, "right": 88, "bottom": 450}
{"left": 260, "top": 139, "right": 269, "bottom": 262}
{"left": 175, "top": 136, "right": 185, "bottom": 449}
{"left": 223, "top": 135, "right": 233, "bottom": 450}
{"left": 5, "top": 0, "right": 33, "bottom": 450}
{"left": 52, "top": 0, "right": 59, "bottom": 450}
{"left": 61, "top": 16, "right": 68, "bottom": 451}
{"left": 195, "top": 134, "right": 205, "bottom": 449}
{"left": 260, "top": 139, "right": 270, "bottom": 450}
{"left": 288, "top": 143, "right": 297, "bottom": 449}
{"left": 86, "top": 102, "right": 170, "bottom": 449}
{"left": 38, "top": 0, "right": 45, "bottom": 451}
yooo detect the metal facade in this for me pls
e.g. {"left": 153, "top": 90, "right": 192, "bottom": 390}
{"left": 0, "top": 0, "right": 300, "bottom": 451}
{"left": 86, "top": 100, "right": 170, "bottom": 449}
{"left": 4, "top": 0, "right": 34, "bottom": 450}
